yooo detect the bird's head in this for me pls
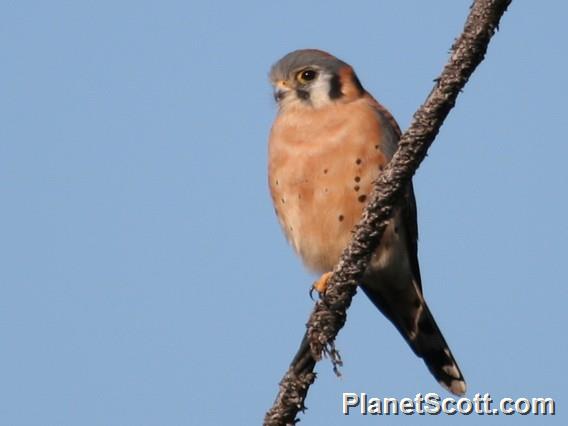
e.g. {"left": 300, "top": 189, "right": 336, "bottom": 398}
{"left": 269, "top": 49, "right": 365, "bottom": 110}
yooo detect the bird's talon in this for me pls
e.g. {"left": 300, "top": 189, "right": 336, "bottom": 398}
{"left": 311, "top": 271, "right": 333, "bottom": 297}
{"left": 309, "top": 286, "right": 316, "bottom": 301}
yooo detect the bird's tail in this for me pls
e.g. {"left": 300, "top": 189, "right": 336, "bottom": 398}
{"left": 406, "top": 302, "right": 466, "bottom": 395}
{"left": 361, "top": 284, "right": 467, "bottom": 396}
{"left": 290, "top": 331, "right": 316, "bottom": 375}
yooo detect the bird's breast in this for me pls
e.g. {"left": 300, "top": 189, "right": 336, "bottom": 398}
{"left": 268, "top": 99, "right": 389, "bottom": 273}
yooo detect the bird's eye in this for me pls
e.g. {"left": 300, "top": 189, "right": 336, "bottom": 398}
{"left": 297, "top": 69, "right": 318, "bottom": 84}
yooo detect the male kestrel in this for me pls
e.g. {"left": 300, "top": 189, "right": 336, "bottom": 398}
{"left": 267, "top": 49, "right": 466, "bottom": 395}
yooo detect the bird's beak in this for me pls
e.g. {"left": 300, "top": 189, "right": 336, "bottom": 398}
{"left": 274, "top": 80, "right": 289, "bottom": 102}
{"left": 274, "top": 89, "right": 286, "bottom": 102}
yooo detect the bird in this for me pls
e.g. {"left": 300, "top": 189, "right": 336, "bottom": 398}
{"left": 267, "top": 49, "right": 466, "bottom": 396}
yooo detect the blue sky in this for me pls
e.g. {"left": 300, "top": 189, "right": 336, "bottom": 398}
{"left": 1, "top": 1, "right": 566, "bottom": 425}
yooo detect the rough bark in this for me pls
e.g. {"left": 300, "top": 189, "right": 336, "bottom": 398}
{"left": 264, "top": 1, "right": 512, "bottom": 424}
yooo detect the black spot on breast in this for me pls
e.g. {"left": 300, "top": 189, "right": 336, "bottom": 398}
{"left": 374, "top": 145, "right": 379, "bottom": 150}
{"left": 354, "top": 176, "right": 361, "bottom": 182}
{"left": 358, "top": 195, "right": 367, "bottom": 203}
{"left": 281, "top": 198, "right": 286, "bottom": 204}
{"left": 378, "top": 165, "right": 384, "bottom": 171}
{"left": 356, "top": 158, "right": 362, "bottom": 165}
{"left": 328, "top": 73, "right": 343, "bottom": 99}
{"left": 354, "top": 185, "right": 360, "bottom": 192}
{"left": 338, "top": 214, "right": 344, "bottom": 222}
{"left": 323, "top": 169, "right": 328, "bottom": 174}
{"left": 275, "top": 179, "right": 279, "bottom": 186}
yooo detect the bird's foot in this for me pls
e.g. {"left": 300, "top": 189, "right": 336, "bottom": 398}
{"left": 309, "top": 271, "right": 333, "bottom": 299}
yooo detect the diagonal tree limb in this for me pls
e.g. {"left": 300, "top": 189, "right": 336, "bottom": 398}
{"left": 264, "top": 0, "right": 512, "bottom": 424}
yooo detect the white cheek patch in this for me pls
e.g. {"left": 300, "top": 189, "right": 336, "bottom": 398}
{"left": 308, "top": 74, "right": 333, "bottom": 108}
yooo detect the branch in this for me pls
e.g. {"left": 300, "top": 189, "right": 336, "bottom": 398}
{"left": 264, "top": 0, "right": 512, "bottom": 424}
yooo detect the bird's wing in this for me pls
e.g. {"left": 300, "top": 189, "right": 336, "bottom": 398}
{"left": 369, "top": 97, "right": 422, "bottom": 291}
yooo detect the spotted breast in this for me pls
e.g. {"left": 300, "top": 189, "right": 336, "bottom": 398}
{"left": 268, "top": 95, "right": 397, "bottom": 273}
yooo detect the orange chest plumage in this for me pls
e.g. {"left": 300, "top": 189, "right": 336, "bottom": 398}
{"left": 268, "top": 97, "right": 391, "bottom": 273}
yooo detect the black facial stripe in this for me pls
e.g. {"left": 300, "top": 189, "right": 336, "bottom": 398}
{"left": 328, "top": 73, "right": 343, "bottom": 99}
{"left": 296, "top": 89, "right": 310, "bottom": 100}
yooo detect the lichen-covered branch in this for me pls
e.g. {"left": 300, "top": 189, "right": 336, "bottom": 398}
{"left": 264, "top": 1, "right": 512, "bottom": 424}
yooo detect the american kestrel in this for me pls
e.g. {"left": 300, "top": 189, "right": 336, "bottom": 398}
{"left": 267, "top": 49, "right": 466, "bottom": 395}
